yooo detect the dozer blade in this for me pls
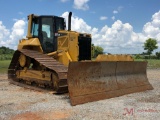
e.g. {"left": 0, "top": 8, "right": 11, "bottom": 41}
{"left": 67, "top": 61, "right": 153, "bottom": 105}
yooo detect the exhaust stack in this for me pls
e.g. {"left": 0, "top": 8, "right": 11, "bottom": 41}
{"left": 68, "top": 12, "right": 72, "bottom": 31}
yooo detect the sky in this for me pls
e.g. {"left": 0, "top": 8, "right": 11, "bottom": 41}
{"left": 0, "top": 0, "right": 160, "bottom": 54}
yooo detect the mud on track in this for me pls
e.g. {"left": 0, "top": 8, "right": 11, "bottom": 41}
{"left": 0, "top": 69, "right": 160, "bottom": 120}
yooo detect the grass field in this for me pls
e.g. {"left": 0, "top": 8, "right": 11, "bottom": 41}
{"left": 0, "top": 59, "right": 160, "bottom": 74}
{"left": 0, "top": 60, "right": 11, "bottom": 73}
{"left": 147, "top": 59, "right": 160, "bottom": 68}
{"left": 135, "top": 59, "right": 160, "bottom": 68}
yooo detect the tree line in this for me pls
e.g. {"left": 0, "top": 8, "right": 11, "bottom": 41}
{"left": 0, "top": 46, "right": 14, "bottom": 54}
{"left": 0, "top": 46, "right": 15, "bottom": 60}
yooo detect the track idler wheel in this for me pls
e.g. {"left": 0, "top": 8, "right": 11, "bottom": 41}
{"left": 19, "top": 53, "right": 31, "bottom": 68}
{"left": 19, "top": 54, "right": 26, "bottom": 67}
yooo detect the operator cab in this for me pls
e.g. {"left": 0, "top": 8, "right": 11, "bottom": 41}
{"left": 30, "top": 15, "right": 66, "bottom": 53}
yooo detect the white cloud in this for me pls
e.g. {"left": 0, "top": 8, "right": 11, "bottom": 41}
{"left": 111, "top": 16, "right": 115, "bottom": 21}
{"left": 100, "top": 16, "right": 108, "bottom": 20}
{"left": 113, "top": 6, "right": 123, "bottom": 15}
{"left": 0, "top": 21, "right": 10, "bottom": 44}
{"left": 73, "top": 0, "right": 90, "bottom": 10}
{"left": 60, "top": 0, "right": 70, "bottom": 3}
{"left": 62, "top": 11, "right": 160, "bottom": 54}
{"left": 0, "top": 21, "right": 10, "bottom": 47}
{"left": 0, "top": 19, "right": 26, "bottom": 49}
{"left": 62, "top": 12, "right": 94, "bottom": 33}
{"left": 143, "top": 10, "right": 160, "bottom": 42}
{"left": 96, "top": 21, "right": 135, "bottom": 52}
{"left": 113, "top": 10, "right": 118, "bottom": 14}
{"left": 9, "top": 20, "right": 26, "bottom": 42}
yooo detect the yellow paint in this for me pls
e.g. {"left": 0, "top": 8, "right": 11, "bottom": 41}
{"left": 26, "top": 14, "right": 33, "bottom": 39}
{"left": 19, "top": 54, "right": 26, "bottom": 67}
{"left": 16, "top": 70, "right": 51, "bottom": 81}
{"left": 18, "top": 38, "right": 43, "bottom": 53}
{"left": 95, "top": 54, "right": 134, "bottom": 61}
{"left": 56, "top": 30, "right": 81, "bottom": 66}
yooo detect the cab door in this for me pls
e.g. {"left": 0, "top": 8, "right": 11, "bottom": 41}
{"left": 39, "top": 16, "right": 56, "bottom": 53}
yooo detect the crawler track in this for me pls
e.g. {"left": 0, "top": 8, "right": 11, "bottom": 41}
{"left": 8, "top": 49, "right": 68, "bottom": 93}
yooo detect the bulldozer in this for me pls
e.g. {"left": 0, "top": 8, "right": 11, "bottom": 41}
{"left": 8, "top": 12, "right": 153, "bottom": 105}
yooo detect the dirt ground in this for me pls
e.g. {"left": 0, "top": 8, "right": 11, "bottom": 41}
{"left": 0, "top": 69, "right": 160, "bottom": 120}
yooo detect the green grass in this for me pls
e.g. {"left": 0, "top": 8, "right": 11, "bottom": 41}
{"left": 0, "top": 60, "right": 11, "bottom": 73}
{"left": 135, "top": 59, "right": 160, "bottom": 68}
{"left": 146, "top": 59, "right": 160, "bottom": 68}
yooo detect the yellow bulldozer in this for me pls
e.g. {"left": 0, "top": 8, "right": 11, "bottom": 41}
{"left": 8, "top": 12, "right": 153, "bottom": 105}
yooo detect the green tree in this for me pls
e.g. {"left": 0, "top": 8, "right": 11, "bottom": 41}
{"left": 0, "top": 46, "right": 14, "bottom": 54}
{"left": 94, "top": 45, "right": 104, "bottom": 57}
{"left": 0, "top": 49, "right": 5, "bottom": 54}
{"left": 143, "top": 38, "right": 158, "bottom": 58}
{"left": 135, "top": 54, "right": 141, "bottom": 59}
{"left": 0, "top": 46, "right": 15, "bottom": 60}
{"left": 156, "top": 52, "right": 160, "bottom": 59}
